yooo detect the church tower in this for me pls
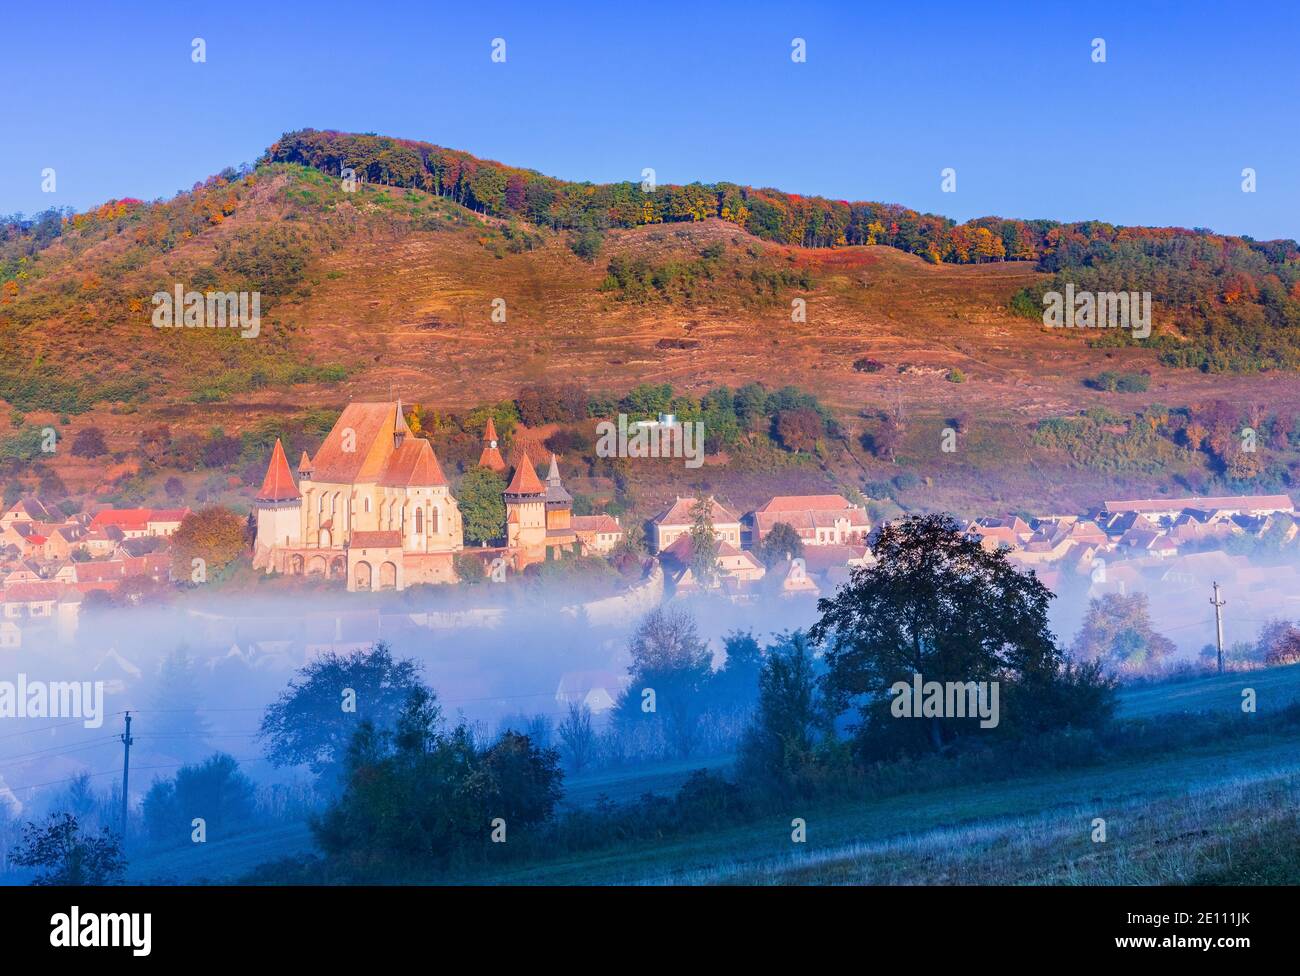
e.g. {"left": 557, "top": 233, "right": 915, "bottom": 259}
{"left": 504, "top": 450, "right": 547, "bottom": 552}
{"left": 255, "top": 438, "right": 301, "bottom": 553}
{"left": 478, "top": 417, "right": 507, "bottom": 472}
{"left": 543, "top": 454, "right": 572, "bottom": 531}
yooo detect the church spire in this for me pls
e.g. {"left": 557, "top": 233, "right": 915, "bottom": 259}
{"left": 256, "top": 439, "right": 300, "bottom": 503}
{"left": 504, "top": 450, "right": 545, "bottom": 496}
{"left": 478, "top": 416, "right": 506, "bottom": 472}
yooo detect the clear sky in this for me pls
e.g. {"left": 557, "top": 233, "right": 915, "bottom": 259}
{"left": 5, "top": 0, "right": 1298, "bottom": 240}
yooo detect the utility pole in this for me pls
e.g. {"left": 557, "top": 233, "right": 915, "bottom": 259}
{"left": 1211, "top": 581, "right": 1226, "bottom": 675}
{"left": 119, "top": 711, "right": 133, "bottom": 837}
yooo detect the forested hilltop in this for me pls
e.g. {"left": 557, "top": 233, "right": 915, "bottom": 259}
{"left": 268, "top": 128, "right": 1300, "bottom": 372}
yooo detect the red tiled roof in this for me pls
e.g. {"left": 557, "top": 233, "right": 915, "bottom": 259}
{"left": 661, "top": 534, "right": 743, "bottom": 562}
{"left": 298, "top": 450, "right": 313, "bottom": 473}
{"left": 505, "top": 451, "right": 546, "bottom": 496}
{"left": 75, "top": 561, "right": 129, "bottom": 583}
{"left": 256, "top": 439, "right": 300, "bottom": 502}
{"left": 753, "top": 508, "right": 869, "bottom": 532}
{"left": 800, "top": 544, "right": 871, "bottom": 572}
{"left": 90, "top": 509, "right": 151, "bottom": 530}
{"left": 309, "top": 403, "right": 406, "bottom": 484}
{"left": 1104, "top": 494, "right": 1294, "bottom": 513}
{"left": 2, "top": 580, "right": 65, "bottom": 602}
{"left": 653, "top": 496, "right": 741, "bottom": 526}
{"left": 572, "top": 515, "right": 621, "bottom": 534}
{"left": 350, "top": 531, "right": 403, "bottom": 548}
{"left": 755, "top": 494, "right": 856, "bottom": 513}
{"left": 123, "top": 553, "right": 171, "bottom": 578}
{"left": 379, "top": 438, "right": 447, "bottom": 487}
{"left": 147, "top": 509, "right": 190, "bottom": 523}
{"left": 478, "top": 418, "right": 506, "bottom": 471}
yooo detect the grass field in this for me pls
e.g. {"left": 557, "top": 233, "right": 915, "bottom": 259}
{"left": 1115, "top": 665, "right": 1300, "bottom": 719}
{"left": 122, "top": 664, "right": 1300, "bottom": 885}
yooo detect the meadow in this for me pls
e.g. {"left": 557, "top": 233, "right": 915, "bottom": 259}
{"left": 116, "top": 663, "right": 1300, "bottom": 885}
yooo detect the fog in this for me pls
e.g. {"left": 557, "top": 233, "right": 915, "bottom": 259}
{"left": 2, "top": 546, "right": 1297, "bottom": 827}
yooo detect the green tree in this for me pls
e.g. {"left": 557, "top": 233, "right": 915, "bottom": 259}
{"left": 142, "top": 753, "right": 255, "bottom": 843}
{"left": 810, "top": 513, "right": 1109, "bottom": 754}
{"left": 688, "top": 493, "right": 720, "bottom": 588}
{"left": 738, "top": 632, "right": 824, "bottom": 787}
{"left": 9, "top": 813, "right": 125, "bottom": 885}
{"left": 458, "top": 465, "right": 508, "bottom": 544}
{"left": 617, "top": 606, "right": 715, "bottom": 757}
{"left": 758, "top": 521, "right": 804, "bottom": 567}
{"left": 313, "top": 689, "right": 562, "bottom": 872}
{"left": 258, "top": 642, "right": 426, "bottom": 791}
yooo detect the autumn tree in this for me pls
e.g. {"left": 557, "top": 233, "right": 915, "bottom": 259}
{"left": 71, "top": 427, "right": 107, "bottom": 458}
{"left": 774, "top": 407, "right": 825, "bottom": 453}
{"left": 170, "top": 506, "right": 247, "bottom": 580}
{"left": 1071, "top": 592, "right": 1176, "bottom": 673}
{"left": 1257, "top": 619, "right": 1300, "bottom": 665}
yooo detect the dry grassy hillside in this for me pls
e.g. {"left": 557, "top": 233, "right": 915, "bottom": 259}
{"left": 4, "top": 162, "right": 1299, "bottom": 511}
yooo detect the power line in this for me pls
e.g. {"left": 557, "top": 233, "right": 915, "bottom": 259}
{"left": 4, "top": 756, "right": 274, "bottom": 795}
{"left": 0, "top": 736, "right": 120, "bottom": 769}
{"left": 0, "top": 718, "right": 111, "bottom": 741}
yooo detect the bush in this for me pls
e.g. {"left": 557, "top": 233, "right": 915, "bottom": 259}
{"left": 1086, "top": 371, "right": 1150, "bottom": 393}
{"left": 142, "top": 753, "right": 256, "bottom": 844}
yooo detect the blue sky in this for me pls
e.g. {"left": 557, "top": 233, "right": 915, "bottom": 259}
{"left": 5, "top": 0, "right": 1298, "bottom": 240}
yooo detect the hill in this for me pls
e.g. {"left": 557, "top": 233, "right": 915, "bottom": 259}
{"left": 3, "top": 130, "right": 1300, "bottom": 515}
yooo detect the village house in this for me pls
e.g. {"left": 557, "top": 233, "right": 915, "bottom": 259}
{"left": 747, "top": 494, "right": 870, "bottom": 548}
{"left": 1101, "top": 493, "right": 1295, "bottom": 521}
{"left": 658, "top": 535, "right": 765, "bottom": 591}
{"left": 1117, "top": 526, "right": 1180, "bottom": 558}
{"left": 81, "top": 524, "right": 125, "bottom": 556}
{"left": 968, "top": 516, "right": 1033, "bottom": 552}
{"left": 0, "top": 496, "right": 56, "bottom": 529}
{"left": 0, "top": 579, "right": 81, "bottom": 644}
{"left": 88, "top": 507, "right": 190, "bottom": 539}
{"left": 555, "top": 670, "right": 627, "bottom": 714}
{"left": 650, "top": 496, "right": 743, "bottom": 553}
{"left": 765, "top": 557, "right": 822, "bottom": 597}
{"left": 570, "top": 514, "right": 624, "bottom": 554}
